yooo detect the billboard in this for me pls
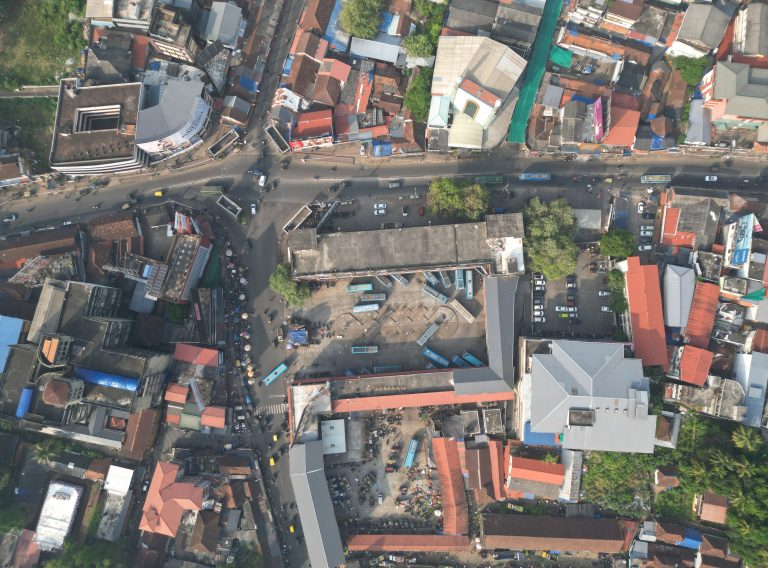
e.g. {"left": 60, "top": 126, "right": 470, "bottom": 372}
{"left": 288, "top": 135, "right": 334, "bottom": 149}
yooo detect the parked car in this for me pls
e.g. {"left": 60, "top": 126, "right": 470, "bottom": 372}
{"left": 601, "top": 306, "right": 612, "bottom": 312}
{"left": 258, "top": 174, "right": 267, "bottom": 187}
{"left": 705, "top": 175, "right": 718, "bottom": 182}
{"left": 555, "top": 306, "right": 568, "bottom": 312}
{"left": 566, "top": 280, "right": 577, "bottom": 289}
{"left": 533, "top": 285, "right": 545, "bottom": 293}
{"left": 640, "top": 230, "right": 654, "bottom": 237}
{"left": 374, "top": 209, "right": 385, "bottom": 216}
{"left": 567, "top": 306, "right": 578, "bottom": 313}
{"left": 640, "top": 225, "right": 654, "bottom": 231}
{"left": 533, "top": 272, "right": 544, "bottom": 280}
{"left": 568, "top": 312, "right": 578, "bottom": 318}
{"left": 402, "top": 206, "right": 408, "bottom": 216}
{"left": 533, "top": 316, "right": 546, "bottom": 323}
{"left": 598, "top": 290, "right": 611, "bottom": 296}
{"left": 638, "top": 244, "right": 653, "bottom": 251}
{"left": 248, "top": 168, "right": 263, "bottom": 176}
{"left": 642, "top": 211, "right": 656, "bottom": 220}
{"left": 277, "top": 328, "right": 284, "bottom": 342}
{"left": 637, "top": 201, "right": 645, "bottom": 214}
{"left": 2, "top": 214, "right": 17, "bottom": 222}
{"left": 375, "top": 203, "right": 387, "bottom": 209}
{"left": 559, "top": 313, "right": 570, "bottom": 319}
{"left": 533, "top": 298, "right": 544, "bottom": 306}
{"left": 533, "top": 279, "right": 546, "bottom": 285}
{"left": 250, "top": 203, "right": 257, "bottom": 215}
{"left": 533, "top": 309, "right": 544, "bottom": 317}
{"left": 566, "top": 297, "right": 576, "bottom": 307}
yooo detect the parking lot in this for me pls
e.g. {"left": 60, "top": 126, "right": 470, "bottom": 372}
{"left": 613, "top": 188, "right": 660, "bottom": 260}
{"left": 527, "top": 251, "right": 616, "bottom": 339}
{"left": 287, "top": 273, "right": 487, "bottom": 379}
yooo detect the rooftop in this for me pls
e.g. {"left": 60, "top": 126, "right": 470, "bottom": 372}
{"left": 678, "top": 345, "right": 714, "bottom": 387}
{"left": 699, "top": 492, "right": 729, "bottom": 524}
{"left": 676, "top": 1, "right": 737, "bottom": 51}
{"left": 626, "top": 257, "right": 668, "bottom": 370}
{"left": 686, "top": 282, "right": 719, "bottom": 349}
{"left": 34, "top": 482, "right": 83, "bottom": 551}
{"left": 664, "top": 264, "right": 695, "bottom": 328}
{"left": 433, "top": 438, "right": 468, "bottom": 535}
{"left": 714, "top": 61, "right": 768, "bottom": 120}
{"left": 50, "top": 80, "right": 141, "bottom": 167}
{"left": 140, "top": 461, "right": 203, "bottom": 537}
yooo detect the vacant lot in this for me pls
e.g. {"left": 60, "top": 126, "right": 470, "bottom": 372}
{"left": 0, "top": 0, "right": 86, "bottom": 88}
{"left": 0, "top": 98, "right": 58, "bottom": 172}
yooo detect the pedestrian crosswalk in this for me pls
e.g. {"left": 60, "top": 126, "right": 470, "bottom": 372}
{"left": 257, "top": 403, "right": 287, "bottom": 416}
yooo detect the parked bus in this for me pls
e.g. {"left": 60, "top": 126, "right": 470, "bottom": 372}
{"left": 421, "top": 347, "right": 450, "bottom": 367}
{"left": 423, "top": 271, "right": 439, "bottom": 286}
{"left": 375, "top": 275, "right": 393, "bottom": 288}
{"left": 200, "top": 185, "right": 224, "bottom": 195}
{"left": 390, "top": 273, "right": 409, "bottom": 286}
{"left": 352, "top": 303, "right": 379, "bottom": 313}
{"left": 451, "top": 355, "right": 469, "bottom": 368}
{"left": 439, "top": 271, "right": 452, "bottom": 288}
{"left": 449, "top": 298, "right": 475, "bottom": 323}
{"left": 462, "top": 351, "right": 485, "bottom": 367}
{"left": 361, "top": 293, "right": 386, "bottom": 302}
{"left": 422, "top": 285, "right": 449, "bottom": 305}
{"left": 351, "top": 345, "right": 378, "bottom": 354}
{"left": 455, "top": 269, "right": 465, "bottom": 290}
{"left": 347, "top": 283, "right": 374, "bottom": 293}
{"left": 404, "top": 438, "right": 420, "bottom": 468}
{"left": 640, "top": 174, "right": 672, "bottom": 184}
{"left": 263, "top": 362, "right": 288, "bottom": 386}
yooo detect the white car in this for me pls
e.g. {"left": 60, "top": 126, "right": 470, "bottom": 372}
{"left": 640, "top": 230, "right": 654, "bottom": 237}
{"left": 598, "top": 290, "right": 611, "bottom": 297}
{"left": 637, "top": 202, "right": 645, "bottom": 214}
{"left": 533, "top": 316, "right": 546, "bottom": 323}
{"left": 258, "top": 175, "right": 267, "bottom": 187}
{"left": 567, "top": 306, "right": 578, "bottom": 313}
{"left": 374, "top": 209, "right": 385, "bottom": 216}
{"left": 601, "top": 306, "right": 612, "bottom": 312}
{"left": 640, "top": 225, "right": 654, "bottom": 231}
{"left": 705, "top": 175, "right": 718, "bottom": 182}
{"left": 533, "top": 309, "right": 544, "bottom": 317}
{"left": 2, "top": 214, "right": 17, "bottom": 223}
{"left": 638, "top": 244, "right": 652, "bottom": 252}
{"left": 360, "top": 144, "right": 367, "bottom": 156}
{"left": 555, "top": 306, "right": 568, "bottom": 312}
{"left": 374, "top": 203, "right": 387, "bottom": 209}
{"left": 533, "top": 279, "right": 546, "bottom": 286}
{"left": 250, "top": 203, "right": 257, "bottom": 215}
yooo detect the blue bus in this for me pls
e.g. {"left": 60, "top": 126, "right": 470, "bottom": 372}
{"left": 404, "top": 438, "right": 420, "bottom": 468}
{"left": 422, "top": 347, "right": 449, "bottom": 367}
{"left": 462, "top": 351, "right": 485, "bottom": 367}
{"left": 347, "top": 283, "right": 374, "bottom": 293}
{"left": 451, "top": 355, "right": 469, "bottom": 368}
{"left": 351, "top": 345, "right": 378, "bottom": 354}
{"left": 263, "top": 362, "right": 289, "bottom": 386}
{"left": 455, "top": 269, "right": 465, "bottom": 290}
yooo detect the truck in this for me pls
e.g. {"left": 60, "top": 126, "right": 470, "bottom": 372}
{"left": 361, "top": 293, "right": 386, "bottom": 302}
{"left": 519, "top": 172, "right": 551, "bottom": 182}
{"left": 352, "top": 303, "right": 380, "bottom": 313}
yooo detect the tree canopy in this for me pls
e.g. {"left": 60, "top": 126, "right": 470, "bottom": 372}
{"left": 427, "top": 178, "right": 489, "bottom": 221}
{"left": 403, "top": 33, "right": 433, "bottom": 57}
{"left": 523, "top": 197, "right": 578, "bottom": 280}
{"left": 43, "top": 540, "right": 128, "bottom": 568}
{"left": 606, "top": 269, "right": 628, "bottom": 313}
{"left": 339, "top": 0, "right": 383, "bottom": 40}
{"left": 403, "top": 0, "right": 446, "bottom": 59}
{"left": 600, "top": 229, "right": 635, "bottom": 259}
{"left": 403, "top": 68, "right": 432, "bottom": 122}
{"left": 269, "top": 264, "right": 312, "bottom": 307}
{"left": 671, "top": 55, "right": 710, "bottom": 87}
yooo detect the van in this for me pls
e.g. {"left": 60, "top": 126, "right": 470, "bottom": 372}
{"left": 388, "top": 180, "right": 401, "bottom": 189}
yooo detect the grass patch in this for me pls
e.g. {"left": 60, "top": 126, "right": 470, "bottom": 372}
{"left": 0, "top": 98, "right": 58, "bottom": 172}
{"left": 0, "top": 0, "right": 86, "bottom": 88}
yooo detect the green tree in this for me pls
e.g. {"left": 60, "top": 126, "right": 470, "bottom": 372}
{"left": 542, "top": 453, "right": 558, "bottom": 464}
{"left": 526, "top": 236, "right": 578, "bottom": 280}
{"left": 671, "top": 55, "right": 710, "bottom": 87}
{"left": 600, "top": 229, "right": 635, "bottom": 259}
{"left": 0, "top": 419, "right": 11, "bottom": 432}
{"left": 269, "top": 264, "right": 312, "bottom": 308}
{"left": 34, "top": 439, "right": 59, "bottom": 465}
{"left": 339, "top": 0, "right": 383, "bottom": 39}
{"left": 166, "top": 302, "right": 191, "bottom": 324}
{"left": 523, "top": 197, "right": 578, "bottom": 280}
{"left": 43, "top": 539, "right": 128, "bottom": 568}
{"left": 403, "top": 33, "right": 434, "bottom": 57}
{"left": 732, "top": 425, "right": 761, "bottom": 453}
{"left": 523, "top": 197, "right": 576, "bottom": 241}
{"left": 427, "top": 178, "right": 489, "bottom": 221}
{"left": 218, "top": 544, "right": 264, "bottom": 568}
{"left": 403, "top": 68, "right": 432, "bottom": 121}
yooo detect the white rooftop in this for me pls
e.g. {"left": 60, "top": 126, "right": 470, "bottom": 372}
{"left": 321, "top": 419, "right": 347, "bottom": 455}
{"left": 34, "top": 481, "right": 83, "bottom": 551}
{"left": 105, "top": 465, "right": 134, "bottom": 496}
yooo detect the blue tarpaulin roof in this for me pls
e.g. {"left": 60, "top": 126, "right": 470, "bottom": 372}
{"left": 323, "top": 0, "right": 350, "bottom": 52}
{"left": 75, "top": 368, "right": 139, "bottom": 391}
{"left": 0, "top": 316, "right": 24, "bottom": 372}
{"left": 523, "top": 421, "right": 560, "bottom": 446}
{"left": 282, "top": 55, "right": 294, "bottom": 78}
{"left": 16, "top": 388, "right": 33, "bottom": 418}
{"left": 373, "top": 141, "right": 392, "bottom": 157}
{"left": 240, "top": 74, "right": 259, "bottom": 93}
{"left": 614, "top": 209, "right": 628, "bottom": 230}
{"left": 287, "top": 330, "right": 308, "bottom": 345}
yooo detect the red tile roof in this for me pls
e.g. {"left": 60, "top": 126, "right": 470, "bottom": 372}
{"left": 140, "top": 462, "right": 203, "bottom": 537}
{"left": 354, "top": 69, "right": 374, "bottom": 114}
{"left": 11, "top": 529, "right": 40, "bottom": 568}
{"left": 753, "top": 328, "right": 768, "bottom": 354}
{"left": 319, "top": 58, "right": 351, "bottom": 83}
{"left": 678, "top": 345, "right": 713, "bottom": 387}
{"left": 432, "top": 438, "right": 468, "bottom": 535}
{"left": 686, "top": 282, "right": 720, "bottom": 349}
{"left": 42, "top": 380, "right": 70, "bottom": 407}
{"left": 626, "top": 257, "right": 669, "bottom": 370}
{"left": 290, "top": 29, "right": 328, "bottom": 60}
{"left": 661, "top": 207, "right": 696, "bottom": 248}
{"left": 459, "top": 78, "right": 500, "bottom": 107}
{"left": 347, "top": 534, "right": 469, "bottom": 552}
{"left": 200, "top": 406, "right": 226, "bottom": 429}
{"left": 286, "top": 54, "right": 320, "bottom": 99}
{"left": 509, "top": 457, "right": 565, "bottom": 486}
{"left": 131, "top": 35, "right": 151, "bottom": 69}
{"left": 441, "top": 27, "right": 473, "bottom": 37}
{"left": 299, "top": 0, "right": 334, "bottom": 34}
{"left": 166, "top": 412, "right": 181, "bottom": 425}
{"left": 173, "top": 344, "right": 219, "bottom": 367}
{"left": 312, "top": 74, "right": 342, "bottom": 106}
{"left": 164, "top": 384, "right": 189, "bottom": 404}
{"left": 488, "top": 440, "right": 505, "bottom": 501}
{"left": 332, "top": 390, "right": 514, "bottom": 413}
{"left": 699, "top": 493, "right": 728, "bottom": 525}
{"left": 294, "top": 109, "right": 334, "bottom": 139}
{"left": 603, "top": 106, "right": 640, "bottom": 147}
{"left": 122, "top": 409, "right": 159, "bottom": 461}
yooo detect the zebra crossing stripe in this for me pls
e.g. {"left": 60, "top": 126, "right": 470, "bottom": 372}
{"left": 257, "top": 403, "right": 287, "bottom": 415}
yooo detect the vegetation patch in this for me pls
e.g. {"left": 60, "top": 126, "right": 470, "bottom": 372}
{"left": 0, "top": 0, "right": 86, "bottom": 88}
{"left": 269, "top": 263, "right": 312, "bottom": 307}
{"left": 671, "top": 56, "right": 710, "bottom": 87}
{"left": 0, "top": 98, "right": 59, "bottom": 173}
{"left": 403, "top": 0, "right": 446, "bottom": 58}
{"left": 427, "top": 177, "right": 489, "bottom": 221}
{"left": 339, "top": 0, "right": 383, "bottom": 40}
{"left": 403, "top": 67, "right": 432, "bottom": 122}
{"left": 523, "top": 197, "right": 578, "bottom": 280}
{"left": 606, "top": 269, "right": 628, "bottom": 313}
{"left": 599, "top": 229, "right": 635, "bottom": 259}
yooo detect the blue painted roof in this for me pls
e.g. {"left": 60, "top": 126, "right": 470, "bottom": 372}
{"left": 0, "top": 316, "right": 24, "bottom": 372}
{"left": 16, "top": 388, "right": 33, "bottom": 418}
{"left": 75, "top": 367, "right": 139, "bottom": 391}
{"left": 323, "top": 0, "right": 350, "bottom": 52}
{"left": 523, "top": 421, "right": 560, "bottom": 446}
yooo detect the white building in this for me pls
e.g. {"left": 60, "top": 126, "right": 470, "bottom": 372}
{"left": 34, "top": 481, "right": 83, "bottom": 551}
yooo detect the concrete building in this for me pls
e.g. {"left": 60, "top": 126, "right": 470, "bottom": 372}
{"left": 199, "top": 1, "right": 242, "bottom": 49}
{"left": 669, "top": 1, "right": 736, "bottom": 58}
{"left": 0, "top": 155, "right": 30, "bottom": 188}
{"left": 709, "top": 62, "right": 768, "bottom": 133}
{"left": 664, "top": 265, "right": 695, "bottom": 329}
{"left": 34, "top": 481, "right": 83, "bottom": 551}
{"left": 519, "top": 340, "right": 658, "bottom": 453}
{"left": 49, "top": 80, "right": 149, "bottom": 175}
{"left": 149, "top": 6, "right": 200, "bottom": 63}
{"left": 288, "top": 213, "right": 524, "bottom": 280}
{"left": 85, "top": 0, "right": 156, "bottom": 31}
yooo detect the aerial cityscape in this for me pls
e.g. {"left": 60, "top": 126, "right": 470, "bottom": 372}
{"left": 0, "top": 0, "right": 767, "bottom": 567}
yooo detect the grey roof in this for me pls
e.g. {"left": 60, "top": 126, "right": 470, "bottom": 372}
{"left": 350, "top": 35, "right": 404, "bottom": 64}
{"left": 713, "top": 61, "right": 768, "bottom": 120}
{"left": 542, "top": 84, "right": 564, "bottom": 108}
{"left": 201, "top": 1, "right": 242, "bottom": 47}
{"left": 674, "top": 195, "right": 721, "bottom": 250}
{"left": 685, "top": 99, "right": 712, "bottom": 145}
{"left": 733, "top": 352, "right": 768, "bottom": 428}
{"left": 528, "top": 340, "right": 656, "bottom": 453}
{"left": 447, "top": 0, "right": 498, "bottom": 32}
{"left": 485, "top": 276, "right": 517, "bottom": 380}
{"left": 29, "top": 279, "right": 66, "bottom": 343}
{"left": 136, "top": 78, "right": 208, "bottom": 144}
{"left": 741, "top": 2, "right": 768, "bottom": 56}
{"left": 289, "top": 441, "right": 345, "bottom": 568}
{"left": 677, "top": 1, "right": 737, "bottom": 51}
{"left": 663, "top": 264, "right": 695, "bottom": 328}
{"left": 493, "top": 2, "right": 542, "bottom": 45}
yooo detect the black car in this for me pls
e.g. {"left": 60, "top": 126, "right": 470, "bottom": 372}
{"left": 248, "top": 168, "right": 263, "bottom": 176}
{"left": 642, "top": 211, "right": 656, "bottom": 219}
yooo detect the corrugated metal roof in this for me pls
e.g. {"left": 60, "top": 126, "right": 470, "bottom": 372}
{"left": 432, "top": 438, "right": 468, "bottom": 535}
{"left": 626, "top": 257, "right": 669, "bottom": 370}
{"left": 332, "top": 389, "right": 514, "bottom": 413}
{"left": 289, "top": 442, "right": 345, "bottom": 568}
{"left": 678, "top": 345, "right": 713, "bottom": 387}
{"left": 685, "top": 282, "right": 719, "bottom": 349}
{"left": 663, "top": 265, "right": 695, "bottom": 328}
{"left": 509, "top": 456, "right": 565, "bottom": 485}
{"left": 0, "top": 316, "right": 24, "bottom": 372}
{"left": 347, "top": 534, "right": 468, "bottom": 551}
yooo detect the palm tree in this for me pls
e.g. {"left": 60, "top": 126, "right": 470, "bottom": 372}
{"left": 732, "top": 457, "right": 753, "bottom": 479}
{"left": 732, "top": 425, "right": 761, "bottom": 453}
{"left": 730, "top": 488, "right": 747, "bottom": 513}
{"left": 730, "top": 517, "right": 750, "bottom": 537}
{"left": 707, "top": 449, "right": 733, "bottom": 478}
{"left": 0, "top": 419, "right": 11, "bottom": 432}
{"left": 33, "top": 440, "right": 56, "bottom": 464}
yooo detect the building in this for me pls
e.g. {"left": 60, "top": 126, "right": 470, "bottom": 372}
{"left": 140, "top": 461, "right": 204, "bottom": 537}
{"left": 49, "top": 80, "right": 148, "bottom": 175}
{"left": 199, "top": 1, "right": 242, "bottom": 49}
{"left": 85, "top": 0, "right": 156, "bottom": 31}
{"left": 136, "top": 60, "right": 213, "bottom": 159}
{"left": 506, "top": 456, "right": 566, "bottom": 500}
{"left": 669, "top": 1, "right": 737, "bottom": 58}
{"left": 722, "top": 213, "right": 754, "bottom": 270}
{"left": 520, "top": 340, "right": 657, "bottom": 453}
{"left": 149, "top": 6, "right": 200, "bottom": 63}
{"left": 696, "top": 493, "right": 729, "bottom": 525}
{"left": 483, "top": 515, "right": 626, "bottom": 553}
{"left": 685, "top": 282, "right": 719, "bottom": 349}
{"left": 432, "top": 438, "right": 468, "bottom": 535}
{"left": 669, "top": 345, "right": 713, "bottom": 387}
{"left": 428, "top": 35, "right": 527, "bottom": 150}
{"left": 289, "top": 441, "right": 345, "bottom": 568}
{"left": 733, "top": 2, "right": 768, "bottom": 58}
{"left": 34, "top": 481, "right": 83, "bottom": 551}
{"left": 97, "top": 465, "right": 134, "bottom": 542}
{"left": 625, "top": 257, "right": 668, "bottom": 370}
{"left": 733, "top": 352, "right": 768, "bottom": 428}
{"left": 0, "top": 155, "right": 30, "bottom": 188}
{"left": 664, "top": 265, "right": 695, "bottom": 329}
{"left": 288, "top": 213, "right": 525, "bottom": 279}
